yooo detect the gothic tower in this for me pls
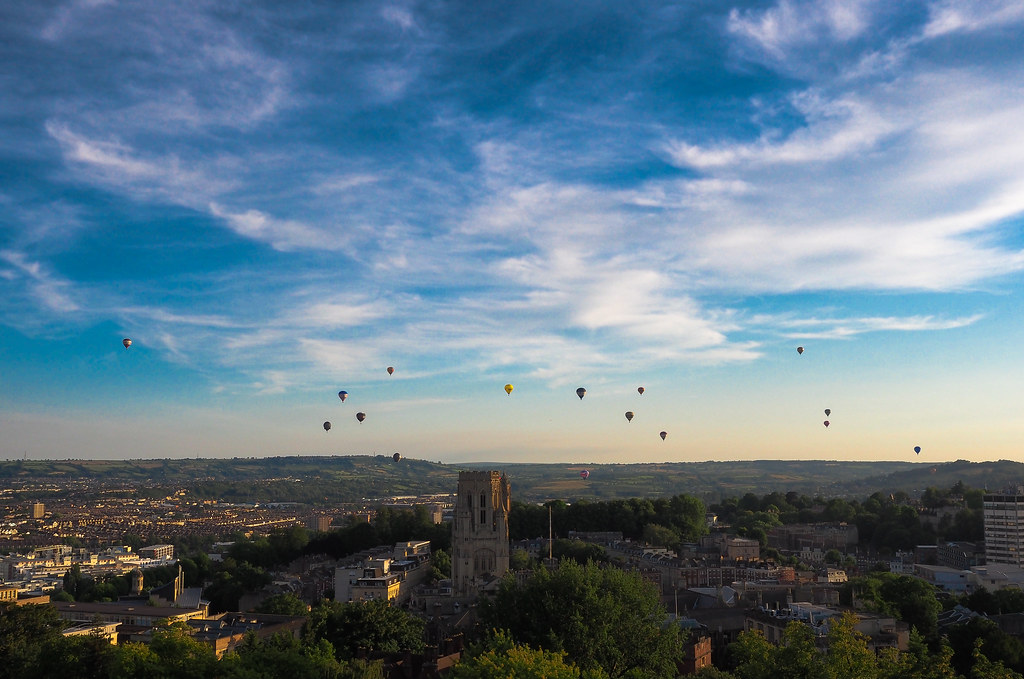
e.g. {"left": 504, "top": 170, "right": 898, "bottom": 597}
{"left": 451, "top": 470, "right": 510, "bottom": 596}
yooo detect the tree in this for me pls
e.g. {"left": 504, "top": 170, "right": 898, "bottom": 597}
{"left": 451, "top": 630, "right": 608, "bottom": 679}
{"left": 641, "top": 523, "right": 680, "bottom": 548}
{"left": 727, "top": 629, "right": 777, "bottom": 679}
{"left": 824, "top": 612, "right": 877, "bottom": 679}
{"left": 304, "top": 599, "right": 424, "bottom": 660}
{"left": 510, "top": 548, "right": 532, "bottom": 570}
{"left": 220, "top": 631, "right": 384, "bottom": 679}
{"left": 479, "top": 560, "right": 683, "bottom": 678}
{"left": 851, "top": 573, "right": 941, "bottom": 639}
{"left": 0, "top": 603, "right": 66, "bottom": 679}
{"left": 971, "top": 639, "right": 1024, "bottom": 679}
{"left": 255, "top": 592, "right": 309, "bottom": 616}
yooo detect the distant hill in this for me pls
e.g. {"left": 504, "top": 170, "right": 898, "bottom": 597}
{"left": 1, "top": 457, "right": 1021, "bottom": 504}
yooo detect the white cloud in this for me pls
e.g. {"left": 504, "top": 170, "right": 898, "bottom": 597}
{"left": 208, "top": 203, "right": 341, "bottom": 252}
{"left": 923, "top": 0, "right": 1024, "bottom": 38}
{"left": 0, "top": 250, "right": 79, "bottom": 313}
{"left": 664, "top": 92, "right": 899, "bottom": 169}
{"left": 762, "top": 313, "right": 984, "bottom": 339}
{"left": 727, "top": 0, "right": 875, "bottom": 58}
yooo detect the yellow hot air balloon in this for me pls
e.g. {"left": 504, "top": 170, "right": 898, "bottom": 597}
{"left": 504, "top": 384, "right": 514, "bottom": 395}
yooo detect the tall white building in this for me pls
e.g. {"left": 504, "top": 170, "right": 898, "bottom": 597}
{"left": 983, "top": 492, "right": 1024, "bottom": 567}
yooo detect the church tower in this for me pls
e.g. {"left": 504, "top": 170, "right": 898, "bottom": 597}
{"left": 451, "top": 470, "right": 510, "bottom": 596}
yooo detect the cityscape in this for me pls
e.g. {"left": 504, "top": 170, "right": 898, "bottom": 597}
{"left": 4, "top": 0, "right": 1024, "bottom": 677}
{"left": 3, "top": 458, "right": 1024, "bottom": 677}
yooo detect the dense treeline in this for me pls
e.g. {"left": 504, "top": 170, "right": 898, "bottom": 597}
{"left": 510, "top": 494, "right": 708, "bottom": 544}
{"left": 508, "top": 482, "right": 981, "bottom": 557}
{"left": 709, "top": 483, "right": 983, "bottom": 553}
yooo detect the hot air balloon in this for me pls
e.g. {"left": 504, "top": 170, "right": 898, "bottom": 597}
{"left": 338, "top": 391, "right": 348, "bottom": 402}
{"left": 387, "top": 366, "right": 394, "bottom": 375}
{"left": 323, "top": 421, "right": 331, "bottom": 432}
{"left": 122, "top": 338, "right": 132, "bottom": 349}
{"left": 660, "top": 431, "right": 667, "bottom": 441}
{"left": 393, "top": 452, "right": 401, "bottom": 462}
{"left": 505, "top": 384, "right": 514, "bottom": 395}
{"left": 356, "top": 412, "right": 366, "bottom": 423}
{"left": 580, "top": 469, "right": 590, "bottom": 480}
{"left": 797, "top": 346, "right": 804, "bottom": 355}
{"left": 576, "top": 387, "right": 586, "bottom": 400}
{"left": 625, "top": 411, "right": 634, "bottom": 422}
{"left": 914, "top": 446, "right": 921, "bottom": 454}
{"left": 824, "top": 409, "right": 831, "bottom": 416}
{"left": 823, "top": 420, "right": 830, "bottom": 428}
{"left": 637, "top": 387, "right": 645, "bottom": 395}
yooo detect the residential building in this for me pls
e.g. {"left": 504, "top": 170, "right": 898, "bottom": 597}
{"left": 985, "top": 492, "right": 1024, "bottom": 567}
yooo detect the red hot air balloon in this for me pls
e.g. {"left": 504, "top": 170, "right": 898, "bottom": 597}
{"left": 576, "top": 387, "right": 586, "bottom": 400}
{"left": 637, "top": 387, "right": 645, "bottom": 395}
{"left": 122, "top": 338, "right": 132, "bottom": 349}
{"left": 323, "top": 421, "right": 331, "bottom": 432}
{"left": 660, "top": 431, "right": 667, "bottom": 440}
{"left": 580, "top": 469, "right": 590, "bottom": 479}
{"left": 387, "top": 366, "right": 394, "bottom": 375}
{"left": 356, "top": 412, "right": 366, "bottom": 423}
{"left": 625, "top": 411, "right": 634, "bottom": 422}
{"left": 823, "top": 420, "right": 830, "bottom": 428}
{"left": 338, "top": 391, "right": 348, "bottom": 402}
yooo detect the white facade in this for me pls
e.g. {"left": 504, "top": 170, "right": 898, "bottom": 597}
{"left": 984, "top": 493, "right": 1024, "bottom": 567}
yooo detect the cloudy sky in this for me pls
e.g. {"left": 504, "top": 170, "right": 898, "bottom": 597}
{"left": 2, "top": 0, "right": 1023, "bottom": 463}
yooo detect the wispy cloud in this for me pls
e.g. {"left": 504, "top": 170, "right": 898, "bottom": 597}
{"left": 754, "top": 312, "right": 985, "bottom": 339}
{"left": 0, "top": 250, "right": 79, "bottom": 313}
{"left": 923, "top": 0, "right": 1024, "bottom": 38}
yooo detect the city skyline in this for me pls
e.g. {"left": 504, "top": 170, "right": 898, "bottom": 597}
{"left": 2, "top": 2, "right": 1023, "bottom": 463}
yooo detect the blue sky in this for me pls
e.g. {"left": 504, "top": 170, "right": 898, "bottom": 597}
{"left": 2, "top": 0, "right": 1024, "bottom": 463}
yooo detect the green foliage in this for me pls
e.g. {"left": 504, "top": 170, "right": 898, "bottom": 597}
{"left": 453, "top": 630, "right": 608, "bottom": 679}
{"left": 641, "top": 523, "right": 680, "bottom": 548}
{"left": 963, "top": 588, "right": 1024, "bottom": 615}
{"left": 948, "top": 618, "right": 1024, "bottom": 678}
{"left": 510, "top": 548, "right": 532, "bottom": 570}
{"left": 219, "top": 631, "right": 385, "bottom": 679}
{"left": 304, "top": 599, "right": 425, "bottom": 660}
{"left": 727, "top": 613, "right": 967, "bottom": 679}
{"left": 876, "top": 630, "right": 960, "bottom": 679}
{"left": 255, "top": 592, "right": 309, "bottom": 616}
{"left": 850, "top": 572, "right": 941, "bottom": 639}
{"left": 971, "top": 639, "right": 1024, "bottom": 679}
{"left": 553, "top": 539, "right": 608, "bottom": 563}
{"left": 480, "top": 560, "right": 683, "bottom": 678}
{"left": 0, "top": 603, "right": 65, "bottom": 679}
{"left": 509, "top": 493, "right": 707, "bottom": 543}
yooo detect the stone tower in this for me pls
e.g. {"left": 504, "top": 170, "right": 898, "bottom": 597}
{"left": 451, "top": 470, "right": 510, "bottom": 596}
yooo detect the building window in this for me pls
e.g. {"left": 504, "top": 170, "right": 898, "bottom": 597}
{"left": 480, "top": 510, "right": 486, "bottom": 524}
